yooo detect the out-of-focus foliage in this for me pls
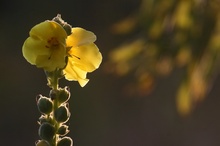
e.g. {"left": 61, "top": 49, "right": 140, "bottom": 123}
{"left": 105, "top": 0, "right": 220, "bottom": 116}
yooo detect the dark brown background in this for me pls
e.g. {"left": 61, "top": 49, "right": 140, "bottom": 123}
{"left": 1, "top": 0, "right": 220, "bottom": 146}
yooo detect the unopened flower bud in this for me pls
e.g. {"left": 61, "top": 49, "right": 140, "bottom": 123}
{"left": 63, "top": 23, "right": 72, "bottom": 35}
{"left": 52, "top": 14, "right": 72, "bottom": 35}
{"left": 52, "top": 14, "right": 65, "bottom": 26}
{"left": 37, "top": 96, "right": 53, "bottom": 114}
{"left": 58, "top": 87, "right": 70, "bottom": 104}
{"left": 57, "top": 125, "right": 69, "bottom": 136}
{"left": 57, "top": 137, "right": 73, "bottom": 146}
{"left": 39, "top": 123, "right": 55, "bottom": 141}
{"left": 49, "top": 89, "right": 58, "bottom": 100}
{"left": 36, "top": 140, "right": 50, "bottom": 146}
{"left": 54, "top": 105, "right": 70, "bottom": 123}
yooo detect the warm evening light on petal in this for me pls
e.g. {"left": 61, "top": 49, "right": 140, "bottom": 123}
{"left": 22, "top": 16, "right": 102, "bottom": 87}
{"left": 68, "top": 43, "right": 102, "bottom": 72}
{"left": 66, "top": 27, "right": 96, "bottom": 47}
{"left": 30, "top": 21, "right": 67, "bottom": 41}
{"left": 22, "top": 21, "right": 67, "bottom": 72}
{"left": 63, "top": 60, "right": 89, "bottom": 87}
{"left": 63, "top": 27, "right": 102, "bottom": 86}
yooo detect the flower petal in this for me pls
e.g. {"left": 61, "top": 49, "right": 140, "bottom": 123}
{"left": 30, "top": 21, "right": 67, "bottom": 41}
{"left": 63, "top": 60, "right": 89, "bottom": 87}
{"left": 66, "top": 27, "right": 96, "bottom": 47}
{"left": 68, "top": 43, "right": 102, "bottom": 72}
{"left": 35, "top": 45, "right": 66, "bottom": 72}
{"left": 22, "top": 21, "right": 68, "bottom": 71}
{"left": 22, "top": 37, "right": 50, "bottom": 65}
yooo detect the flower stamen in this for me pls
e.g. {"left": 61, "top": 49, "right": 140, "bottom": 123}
{"left": 72, "top": 55, "right": 81, "bottom": 60}
{"left": 47, "top": 37, "right": 59, "bottom": 49}
{"left": 68, "top": 54, "right": 80, "bottom": 60}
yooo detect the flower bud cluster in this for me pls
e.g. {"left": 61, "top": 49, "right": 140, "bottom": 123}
{"left": 36, "top": 86, "right": 73, "bottom": 146}
{"left": 52, "top": 14, "right": 72, "bottom": 35}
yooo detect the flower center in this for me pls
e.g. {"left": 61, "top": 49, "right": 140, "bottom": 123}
{"left": 46, "top": 37, "right": 59, "bottom": 48}
{"left": 45, "top": 37, "right": 61, "bottom": 60}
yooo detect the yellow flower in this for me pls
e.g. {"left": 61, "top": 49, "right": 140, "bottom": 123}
{"left": 22, "top": 21, "right": 67, "bottom": 72}
{"left": 22, "top": 18, "right": 102, "bottom": 87}
{"left": 63, "top": 28, "right": 102, "bottom": 87}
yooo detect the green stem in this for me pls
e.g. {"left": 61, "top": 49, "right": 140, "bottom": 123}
{"left": 46, "top": 69, "right": 62, "bottom": 146}
{"left": 51, "top": 99, "right": 58, "bottom": 146}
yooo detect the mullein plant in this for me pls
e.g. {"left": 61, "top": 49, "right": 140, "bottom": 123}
{"left": 22, "top": 15, "right": 102, "bottom": 146}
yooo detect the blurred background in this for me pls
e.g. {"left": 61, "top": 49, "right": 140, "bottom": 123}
{"left": 1, "top": 0, "right": 220, "bottom": 145}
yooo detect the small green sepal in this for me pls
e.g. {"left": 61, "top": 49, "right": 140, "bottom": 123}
{"left": 38, "top": 115, "right": 53, "bottom": 125}
{"left": 37, "top": 96, "right": 53, "bottom": 114}
{"left": 39, "top": 123, "right": 55, "bottom": 141}
{"left": 54, "top": 105, "right": 70, "bottom": 123}
{"left": 57, "top": 137, "right": 73, "bottom": 146}
{"left": 58, "top": 86, "right": 70, "bottom": 104}
{"left": 35, "top": 140, "right": 50, "bottom": 146}
{"left": 57, "top": 125, "right": 69, "bottom": 136}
